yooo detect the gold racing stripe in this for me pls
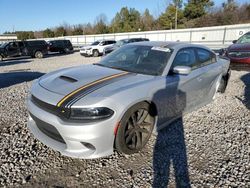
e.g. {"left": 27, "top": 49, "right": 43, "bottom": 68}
{"left": 57, "top": 72, "right": 129, "bottom": 107}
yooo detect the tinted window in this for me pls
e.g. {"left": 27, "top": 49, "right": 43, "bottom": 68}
{"left": 18, "top": 42, "right": 24, "bottom": 47}
{"left": 197, "top": 48, "right": 213, "bottom": 66}
{"left": 91, "top": 41, "right": 100, "bottom": 45}
{"left": 64, "top": 40, "right": 71, "bottom": 45}
{"left": 107, "top": 40, "right": 115, "bottom": 44}
{"left": 27, "top": 40, "right": 46, "bottom": 46}
{"left": 172, "top": 48, "right": 196, "bottom": 68}
{"left": 102, "top": 41, "right": 109, "bottom": 45}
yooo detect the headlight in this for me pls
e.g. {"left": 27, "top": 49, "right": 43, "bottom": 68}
{"left": 86, "top": 47, "right": 92, "bottom": 50}
{"left": 70, "top": 107, "right": 114, "bottom": 120}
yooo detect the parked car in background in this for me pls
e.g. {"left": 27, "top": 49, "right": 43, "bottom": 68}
{"left": 103, "top": 38, "right": 149, "bottom": 55}
{"left": 27, "top": 41, "right": 230, "bottom": 159}
{"left": 48, "top": 40, "right": 73, "bottom": 54}
{"left": 80, "top": 40, "right": 116, "bottom": 57}
{"left": 0, "top": 40, "right": 48, "bottom": 61}
{"left": 223, "top": 32, "right": 250, "bottom": 69}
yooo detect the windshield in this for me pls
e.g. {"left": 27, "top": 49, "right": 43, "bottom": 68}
{"left": 0, "top": 42, "right": 8, "bottom": 48}
{"left": 236, "top": 33, "right": 250, "bottom": 44}
{"left": 115, "top": 39, "right": 128, "bottom": 47}
{"left": 97, "top": 45, "right": 173, "bottom": 76}
{"left": 91, "top": 41, "right": 100, "bottom": 46}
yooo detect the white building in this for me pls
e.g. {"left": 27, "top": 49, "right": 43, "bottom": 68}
{"left": 0, "top": 34, "right": 18, "bottom": 44}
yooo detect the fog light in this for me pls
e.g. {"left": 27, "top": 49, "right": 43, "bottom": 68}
{"left": 81, "top": 142, "right": 95, "bottom": 150}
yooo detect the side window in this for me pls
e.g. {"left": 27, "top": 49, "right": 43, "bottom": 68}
{"left": 196, "top": 48, "right": 214, "bottom": 66}
{"left": 108, "top": 41, "right": 114, "bottom": 44}
{"left": 172, "top": 48, "right": 196, "bottom": 68}
{"left": 102, "top": 41, "right": 109, "bottom": 45}
{"left": 8, "top": 42, "right": 18, "bottom": 50}
{"left": 18, "top": 42, "right": 24, "bottom": 48}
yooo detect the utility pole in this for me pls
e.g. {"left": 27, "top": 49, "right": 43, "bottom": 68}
{"left": 174, "top": 0, "right": 182, "bottom": 29}
{"left": 175, "top": 4, "right": 178, "bottom": 29}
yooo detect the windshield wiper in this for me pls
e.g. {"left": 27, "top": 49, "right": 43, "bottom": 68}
{"left": 93, "top": 63, "right": 108, "bottom": 67}
{"left": 93, "top": 63, "right": 126, "bottom": 71}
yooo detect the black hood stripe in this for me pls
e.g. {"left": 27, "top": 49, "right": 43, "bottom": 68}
{"left": 57, "top": 72, "right": 135, "bottom": 108}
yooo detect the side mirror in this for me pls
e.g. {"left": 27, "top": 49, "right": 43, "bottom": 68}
{"left": 232, "top": 40, "right": 237, "bottom": 44}
{"left": 172, "top": 66, "right": 191, "bottom": 75}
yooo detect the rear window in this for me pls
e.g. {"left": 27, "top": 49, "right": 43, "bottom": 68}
{"left": 64, "top": 40, "right": 71, "bottom": 45}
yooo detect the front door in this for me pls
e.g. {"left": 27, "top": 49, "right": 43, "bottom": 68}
{"left": 154, "top": 47, "right": 209, "bottom": 129}
{"left": 6, "top": 42, "right": 20, "bottom": 57}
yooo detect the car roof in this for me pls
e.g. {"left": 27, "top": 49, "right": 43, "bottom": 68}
{"left": 97, "top": 39, "right": 115, "bottom": 42}
{"left": 127, "top": 41, "right": 212, "bottom": 51}
{"left": 120, "top": 38, "right": 147, "bottom": 40}
{"left": 48, "top": 39, "right": 69, "bottom": 42}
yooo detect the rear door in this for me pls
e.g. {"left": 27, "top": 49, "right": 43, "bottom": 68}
{"left": 195, "top": 48, "right": 222, "bottom": 102}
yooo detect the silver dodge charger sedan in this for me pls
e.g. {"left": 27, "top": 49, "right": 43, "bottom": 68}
{"left": 27, "top": 41, "right": 230, "bottom": 159}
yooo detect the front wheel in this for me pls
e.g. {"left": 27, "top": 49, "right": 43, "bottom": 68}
{"left": 92, "top": 50, "right": 99, "bottom": 57}
{"left": 115, "top": 102, "right": 155, "bottom": 155}
{"left": 34, "top": 51, "right": 44, "bottom": 58}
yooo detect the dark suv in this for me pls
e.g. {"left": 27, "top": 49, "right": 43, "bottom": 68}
{"left": 48, "top": 40, "right": 73, "bottom": 54}
{"left": 0, "top": 40, "right": 48, "bottom": 61}
{"left": 103, "top": 38, "right": 149, "bottom": 55}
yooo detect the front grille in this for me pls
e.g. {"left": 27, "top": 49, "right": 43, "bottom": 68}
{"left": 30, "top": 113, "right": 66, "bottom": 144}
{"left": 31, "top": 95, "right": 70, "bottom": 119}
{"left": 228, "top": 51, "right": 250, "bottom": 58}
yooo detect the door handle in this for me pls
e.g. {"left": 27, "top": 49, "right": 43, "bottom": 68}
{"left": 197, "top": 77, "right": 202, "bottom": 82}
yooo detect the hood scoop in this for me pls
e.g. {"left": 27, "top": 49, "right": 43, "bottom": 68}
{"left": 59, "top": 75, "right": 78, "bottom": 83}
{"left": 39, "top": 64, "right": 125, "bottom": 95}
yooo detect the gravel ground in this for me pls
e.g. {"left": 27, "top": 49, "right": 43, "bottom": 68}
{"left": 0, "top": 52, "right": 249, "bottom": 187}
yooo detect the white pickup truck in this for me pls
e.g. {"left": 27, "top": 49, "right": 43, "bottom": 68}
{"left": 80, "top": 40, "right": 116, "bottom": 57}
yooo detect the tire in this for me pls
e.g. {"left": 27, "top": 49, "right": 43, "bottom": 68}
{"left": 92, "top": 50, "right": 99, "bottom": 57}
{"left": 115, "top": 102, "right": 155, "bottom": 155}
{"left": 218, "top": 69, "right": 231, "bottom": 93}
{"left": 34, "top": 51, "right": 44, "bottom": 59}
{"left": 0, "top": 55, "right": 3, "bottom": 62}
{"left": 64, "top": 48, "right": 70, "bottom": 54}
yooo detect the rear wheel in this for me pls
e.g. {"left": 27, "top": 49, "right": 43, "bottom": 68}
{"left": 115, "top": 102, "right": 155, "bottom": 155}
{"left": 64, "top": 48, "right": 70, "bottom": 54}
{"left": 34, "top": 51, "right": 43, "bottom": 58}
{"left": 218, "top": 69, "right": 231, "bottom": 93}
{"left": 92, "top": 50, "right": 99, "bottom": 57}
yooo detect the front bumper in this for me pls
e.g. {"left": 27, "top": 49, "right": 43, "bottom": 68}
{"left": 80, "top": 49, "right": 92, "bottom": 56}
{"left": 27, "top": 97, "right": 116, "bottom": 159}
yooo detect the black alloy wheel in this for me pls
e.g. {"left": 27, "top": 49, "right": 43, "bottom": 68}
{"left": 115, "top": 102, "right": 155, "bottom": 154}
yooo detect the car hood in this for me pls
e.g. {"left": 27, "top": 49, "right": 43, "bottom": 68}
{"left": 228, "top": 43, "right": 250, "bottom": 52}
{"left": 39, "top": 64, "right": 134, "bottom": 96}
{"left": 81, "top": 45, "right": 95, "bottom": 50}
